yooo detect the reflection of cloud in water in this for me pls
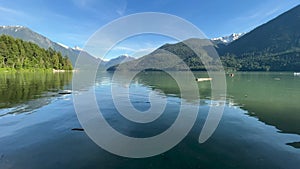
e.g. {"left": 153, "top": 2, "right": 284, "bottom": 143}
{"left": 0, "top": 93, "right": 72, "bottom": 118}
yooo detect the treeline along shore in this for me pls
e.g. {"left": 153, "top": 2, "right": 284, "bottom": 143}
{"left": 0, "top": 35, "right": 73, "bottom": 71}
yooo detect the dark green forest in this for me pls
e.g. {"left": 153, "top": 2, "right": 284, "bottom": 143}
{"left": 220, "top": 50, "right": 300, "bottom": 71}
{"left": 0, "top": 35, "right": 73, "bottom": 70}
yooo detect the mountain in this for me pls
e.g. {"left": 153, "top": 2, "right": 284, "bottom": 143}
{"left": 0, "top": 26, "right": 99, "bottom": 66}
{"left": 105, "top": 55, "right": 135, "bottom": 68}
{"left": 107, "top": 38, "right": 221, "bottom": 71}
{"left": 221, "top": 5, "right": 300, "bottom": 55}
{"left": 219, "top": 5, "right": 300, "bottom": 71}
{"left": 110, "top": 5, "right": 300, "bottom": 72}
{"left": 211, "top": 33, "right": 245, "bottom": 44}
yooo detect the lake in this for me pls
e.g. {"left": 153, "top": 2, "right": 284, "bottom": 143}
{"left": 0, "top": 71, "right": 300, "bottom": 169}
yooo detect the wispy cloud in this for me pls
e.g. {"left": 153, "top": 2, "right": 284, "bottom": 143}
{"left": 0, "top": 5, "right": 33, "bottom": 24}
{"left": 265, "top": 7, "right": 280, "bottom": 16}
{"left": 102, "top": 46, "right": 156, "bottom": 59}
{"left": 0, "top": 5, "right": 24, "bottom": 17}
{"left": 233, "top": 7, "right": 280, "bottom": 23}
{"left": 113, "top": 46, "right": 136, "bottom": 52}
{"left": 71, "top": 0, "right": 127, "bottom": 19}
{"left": 72, "top": 0, "right": 93, "bottom": 8}
{"left": 0, "top": 6, "right": 13, "bottom": 13}
{"left": 116, "top": 9, "right": 125, "bottom": 16}
{"left": 227, "top": 4, "right": 286, "bottom": 34}
{"left": 110, "top": 46, "right": 156, "bottom": 57}
{"left": 116, "top": 1, "right": 127, "bottom": 16}
{"left": 132, "top": 47, "right": 156, "bottom": 58}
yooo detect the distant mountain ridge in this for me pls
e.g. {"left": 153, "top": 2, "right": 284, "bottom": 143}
{"left": 219, "top": 4, "right": 300, "bottom": 71}
{"left": 104, "top": 55, "right": 135, "bottom": 68}
{"left": 0, "top": 26, "right": 99, "bottom": 65}
{"left": 107, "top": 38, "right": 219, "bottom": 71}
{"left": 2, "top": 4, "right": 300, "bottom": 72}
{"left": 220, "top": 5, "right": 300, "bottom": 56}
{"left": 109, "top": 5, "right": 300, "bottom": 72}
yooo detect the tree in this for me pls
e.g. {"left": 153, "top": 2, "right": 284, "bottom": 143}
{"left": 0, "top": 35, "right": 73, "bottom": 70}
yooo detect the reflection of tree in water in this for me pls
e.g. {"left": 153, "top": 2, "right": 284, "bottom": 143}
{"left": 133, "top": 71, "right": 212, "bottom": 100}
{"left": 0, "top": 72, "right": 73, "bottom": 109}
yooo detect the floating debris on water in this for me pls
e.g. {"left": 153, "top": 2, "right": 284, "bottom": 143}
{"left": 58, "top": 90, "right": 72, "bottom": 95}
{"left": 196, "top": 78, "right": 212, "bottom": 82}
{"left": 71, "top": 128, "right": 84, "bottom": 131}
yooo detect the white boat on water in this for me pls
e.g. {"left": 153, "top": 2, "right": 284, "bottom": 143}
{"left": 294, "top": 72, "right": 300, "bottom": 76}
{"left": 196, "top": 78, "right": 212, "bottom": 82}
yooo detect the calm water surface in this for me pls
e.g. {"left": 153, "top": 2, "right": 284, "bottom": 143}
{"left": 0, "top": 71, "right": 300, "bottom": 169}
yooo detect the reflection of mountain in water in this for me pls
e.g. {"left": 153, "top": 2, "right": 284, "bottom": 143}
{"left": 132, "top": 71, "right": 212, "bottom": 100}
{"left": 127, "top": 71, "right": 300, "bottom": 136}
{"left": 0, "top": 72, "right": 73, "bottom": 113}
{"left": 226, "top": 72, "right": 300, "bottom": 135}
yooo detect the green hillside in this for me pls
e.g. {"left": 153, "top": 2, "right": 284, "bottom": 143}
{"left": 108, "top": 5, "right": 300, "bottom": 72}
{"left": 107, "top": 39, "right": 222, "bottom": 71}
{"left": 0, "top": 35, "right": 73, "bottom": 70}
{"left": 219, "top": 5, "right": 300, "bottom": 71}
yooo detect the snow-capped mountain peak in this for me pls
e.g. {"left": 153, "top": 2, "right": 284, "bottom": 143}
{"left": 0, "top": 25, "right": 24, "bottom": 29}
{"left": 73, "top": 46, "right": 83, "bottom": 51}
{"left": 0, "top": 25, "right": 25, "bottom": 32}
{"left": 57, "top": 42, "right": 69, "bottom": 49}
{"left": 211, "top": 33, "right": 245, "bottom": 44}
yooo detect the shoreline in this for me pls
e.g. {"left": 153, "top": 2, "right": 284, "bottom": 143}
{"left": 0, "top": 68, "right": 75, "bottom": 73}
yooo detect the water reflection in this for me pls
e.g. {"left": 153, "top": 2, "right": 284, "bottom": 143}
{"left": 226, "top": 72, "right": 300, "bottom": 136}
{"left": 126, "top": 71, "right": 300, "bottom": 137}
{"left": 1, "top": 71, "right": 300, "bottom": 169}
{"left": 131, "top": 71, "right": 212, "bottom": 100}
{"left": 0, "top": 72, "right": 73, "bottom": 116}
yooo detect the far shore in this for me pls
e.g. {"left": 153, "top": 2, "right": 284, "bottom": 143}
{"left": 0, "top": 68, "right": 75, "bottom": 73}
{"left": 52, "top": 69, "right": 77, "bottom": 73}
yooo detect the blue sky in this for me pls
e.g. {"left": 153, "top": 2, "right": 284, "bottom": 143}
{"left": 0, "top": 0, "right": 299, "bottom": 59}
